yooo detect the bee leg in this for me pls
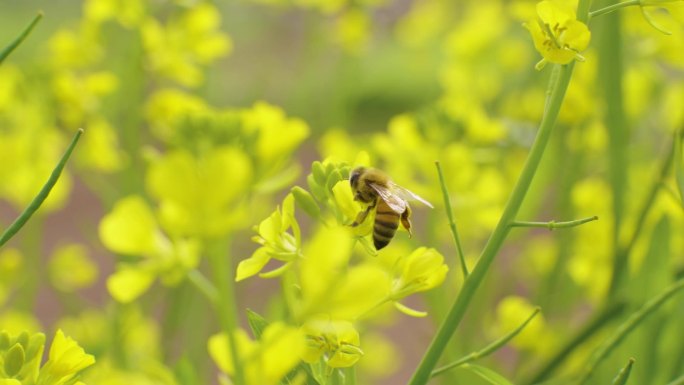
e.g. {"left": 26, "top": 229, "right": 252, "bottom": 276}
{"left": 400, "top": 207, "right": 413, "bottom": 237}
{"left": 351, "top": 203, "right": 374, "bottom": 227}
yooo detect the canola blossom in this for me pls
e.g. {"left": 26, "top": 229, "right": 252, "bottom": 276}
{"left": 2, "top": 0, "right": 684, "bottom": 384}
{"left": 525, "top": 0, "right": 591, "bottom": 69}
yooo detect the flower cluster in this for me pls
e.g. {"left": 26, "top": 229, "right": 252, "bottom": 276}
{"left": 0, "top": 329, "right": 94, "bottom": 385}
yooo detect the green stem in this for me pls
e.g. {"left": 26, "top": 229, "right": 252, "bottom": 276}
{"left": 609, "top": 139, "right": 675, "bottom": 298}
{"left": 612, "top": 358, "right": 636, "bottom": 385}
{"left": 510, "top": 216, "right": 598, "bottom": 230}
{"left": 589, "top": 0, "right": 640, "bottom": 19}
{"left": 432, "top": 307, "right": 540, "bottom": 378}
{"left": 435, "top": 161, "right": 469, "bottom": 278}
{"left": 579, "top": 279, "right": 684, "bottom": 384}
{"left": 207, "top": 239, "right": 245, "bottom": 385}
{"left": 598, "top": 0, "right": 629, "bottom": 300}
{"left": 524, "top": 301, "right": 625, "bottom": 384}
{"left": 0, "top": 12, "right": 42, "bottom": 64}
{"left": 408, "top": 60, "right": 578, "bottom": 385}
{"left": 0, "top": 129, "right": 83, "bottom": 248}
{"left": 668, "top": 373, "right": 684, "bottom": 385}
{"left": 188, "top": 269, "right": 219, "bottom": 304}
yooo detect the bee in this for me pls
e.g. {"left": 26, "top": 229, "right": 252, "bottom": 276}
{"left": 349, "top": 167, "right": 433, "bottom": 250}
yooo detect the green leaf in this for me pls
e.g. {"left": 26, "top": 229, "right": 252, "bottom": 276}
{"left": 246, "top": 309, "right": 269, "bottom": 339}
{"left": 0, "top": 13, "right": 42, "bottom": 65}
{"left": 461, "top": 364, "right": 515, "bottom": 385}
{"left": 612, "top": 358, "right": 635, "bottom": 385}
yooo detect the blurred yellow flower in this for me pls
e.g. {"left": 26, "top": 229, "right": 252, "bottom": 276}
{"left": 208, "top": 323, "right": 305, "bottom": 385}
{"left": 525, "top": 0, "right": 591, "bottom": 69}
{"left": 141, "top": 3, "right": 232, "bottom": 87}
{"left": 49, "top": 244, "right": 99, "bottom": 293}
{"left": 302, "top": 318, "right": 363, "bottom": 368}
{"left": 145, "top": 147, "right": 252, "bottom": 237}
{"left": 99, "top": 195, "right": 201, "bottom": 302}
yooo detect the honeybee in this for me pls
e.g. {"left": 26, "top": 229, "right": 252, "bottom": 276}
{"left": 349, "top": 167, "right": 433, "bottom": 250}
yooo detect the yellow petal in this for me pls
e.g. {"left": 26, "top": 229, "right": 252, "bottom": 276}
{"left": 99, "top": 195, "right": 159, "bottom": 255}
{"left": 107, "top": 267, "right": 155, "bottom": 303}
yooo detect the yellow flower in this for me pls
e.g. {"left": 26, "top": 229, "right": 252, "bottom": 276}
{"left": 36, "top": 329, "right": 95, "bottom": 385}
{"left": 390, "top": 247, "right": 449, "bottom": 300}
{"left": 208, "top": 323, "right": 305, "bottom": 385}
{"left": 99, "top": 195, "right": 201, "bottom": 303}
{"left": 302, "top": 318, "right": 363, "bottom": 368}
{"left": 524, "top": 0, "right": 591, "bottom": 69}
{"left": 236, "top": 194, "right": 301, "bottom": 281}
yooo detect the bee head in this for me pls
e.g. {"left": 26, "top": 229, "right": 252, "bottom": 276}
{"left": 349, "top": 167, "right": 364, "bottom": 190}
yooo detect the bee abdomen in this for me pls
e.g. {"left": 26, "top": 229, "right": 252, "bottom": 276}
{"left": 373, "top": 211, "right": 399, "bottom": 250}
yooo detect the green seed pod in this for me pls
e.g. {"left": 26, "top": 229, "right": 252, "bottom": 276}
{"left": 0, "top": 330, "right": 10, "bottom": 350}
{"left": 325, "top": 170, "right": 343, "bottom": 196}
{"left": 291, "top": 186, "right": 321, "bottom": 220}
{"left": 307, "top": 174, "right": 327, "bottom": 203}
{"left": 324, "top": 162, "right": 336, "bottom": 179}
{"left": 311, "top": 161, "right": 327, "bottom": 185}
{"left": 15, "top": 331, "right": 29, "bottom": 350}
{"left": 26, "top": 333, "right": 46, "bottom": 360}
{"left": 4, "top": 343, "right": 25, "bottom": 377}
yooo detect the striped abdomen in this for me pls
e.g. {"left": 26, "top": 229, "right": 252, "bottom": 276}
{"left": 373, "top": 199, "right": 400, "bottom": 250}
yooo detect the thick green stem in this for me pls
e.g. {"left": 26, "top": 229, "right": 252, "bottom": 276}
{"left": 407, "top": 60, "right": 577, "bottom": 385}
{"left": 597, "top": 0, "right": 629, "bottom": 300}
{"left": 207, "top": 239, "right": 245, "bottom": 385}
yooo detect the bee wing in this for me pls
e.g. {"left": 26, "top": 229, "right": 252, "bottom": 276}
{"left": 388, "top": 182, "right": 434, "bottom": 208}
{"left": 369, "top": 183, "right": 407, "bottom": 214}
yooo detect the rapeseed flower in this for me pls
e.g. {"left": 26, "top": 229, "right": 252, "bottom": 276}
{"left": 36, "top": 330, "right": 95, "bottom": 385}
{"left": 236, "top": 194, "right": 301, "bottom": 281}
{"left": 525, "top": 0, "right": 591, "bottom": 69}
{"left": 302, "top": 318, "right": 363, "bottom": 368}
{"left": 208, "top": 323, "right": 304, "bottom": 385}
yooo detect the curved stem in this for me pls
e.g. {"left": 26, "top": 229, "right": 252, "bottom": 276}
{"left": 432, "top": 307, "right": 540, "bottom": 378}
{"left": 524, "top": 301, "right": 626, "bottom": 384}
{"left": 579, "top": 278, "right": 684, "bottom": 384}
{"left": 0, "top": 129, "right": 83, "bottom": 247}
{"left": 435, "top": 161, "right": 469, "bottom": 278}
{"left": 0, "top": 12, "right": 42, "bottom": 64}
{"left": 407, "top": 60, "right": 578, "bottom": 385}
{"left": 609, "top": 139, "right": 675, "bottom": 298}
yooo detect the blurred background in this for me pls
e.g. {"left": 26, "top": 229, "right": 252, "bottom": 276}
{"left": 1, "top": 0, "right": 684, "bottom": 384}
